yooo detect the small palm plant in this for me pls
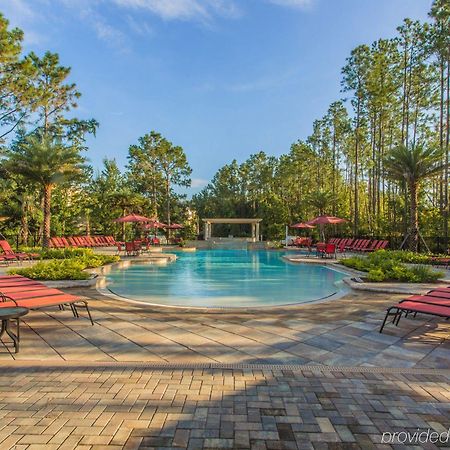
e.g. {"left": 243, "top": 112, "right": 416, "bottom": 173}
{"left": 384, "top": 144, "right": 448, "bottom": 252}
{"left": 2, "top": 133, "right": 87, "bottom": 247}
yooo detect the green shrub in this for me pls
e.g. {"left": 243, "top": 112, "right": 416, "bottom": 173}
{"left": 9, "top": 259, "right": 91, "bottom": 280}
{"left": 39, "top": 247, "right": 95, "bottom": 260}
{"left": 7, "top": 250, "right": 119, "bottom": 281}
{"left": 407, "top": 265, "right": 442, "bottom": 283}
{"left": 340, "top": 250, "right": 444, "bottom": 283}
{"left": 367, "top": 268, "right": 386, "bottom": 282}
{"left": 340, "top": 256, "right": 368, "bottom": 271}
{"left": 379, "top": 250, "right": 430, "bottom": 264}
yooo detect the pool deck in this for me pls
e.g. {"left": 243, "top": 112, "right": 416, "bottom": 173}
{"left": 1, "top": 288, "right": 449, "bottom": 449}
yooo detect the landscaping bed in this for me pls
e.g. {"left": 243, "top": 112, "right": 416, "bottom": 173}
{"left": 9, "top": 248, "right": 119, "bottom": 280}
{"left": 340, "top": 250, "right": 444, "bottom": 283}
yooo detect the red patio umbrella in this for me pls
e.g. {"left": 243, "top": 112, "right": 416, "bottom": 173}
{"left": 142, "top": 220, "right": 167, "bottom": 229}
{"left": 113, "top": 214, "right": 154, "bottom": 241}
{"left": 113, "top": 213, "right": 153, "bottom": 223}
{"left": 306, "top": 216, "right": 347, "bottom": 225}
{"left": 165, "top": 223, "right": 184, "bottom": 230}
{"left": 306, "top": 215, "right": 347, "bottom": 241}
{"left": 290, "top": 222, "right": 315, "bottom": 229}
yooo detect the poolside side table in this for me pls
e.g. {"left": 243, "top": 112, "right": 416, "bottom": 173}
{"left": 0, "top": 307, "right": 29, "bottom": 353}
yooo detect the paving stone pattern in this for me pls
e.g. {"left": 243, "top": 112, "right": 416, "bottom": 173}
{"left": 0, "top": 364, "right": 449, "bottom": 449}
{"left": 0, "top": 288, "right": 449, "bottom": 448}
{"left": 0, "top": 289, "right": 449, "bottom": 368}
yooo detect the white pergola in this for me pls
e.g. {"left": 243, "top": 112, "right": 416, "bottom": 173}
{"left": 202, "top": 218, "right": 262, "bottom": 242}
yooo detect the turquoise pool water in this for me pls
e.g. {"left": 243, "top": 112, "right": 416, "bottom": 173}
{"left": 106, "top": 250, "right": 347, "bottom": 308}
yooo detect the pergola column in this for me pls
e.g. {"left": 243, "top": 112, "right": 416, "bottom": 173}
{"left": 204, "top": 222, "right": 210, "bottom": 240}
{"left": 202, "top": 218, "right": 262, "bottom": 242}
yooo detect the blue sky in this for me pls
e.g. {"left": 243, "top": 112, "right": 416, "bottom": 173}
{"left": 1, "top": 0, "right": 431, "bottom": 193}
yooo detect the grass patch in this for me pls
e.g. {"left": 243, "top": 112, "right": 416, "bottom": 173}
{"left": 340, "top": 250, "right": 443, "bottom": 283}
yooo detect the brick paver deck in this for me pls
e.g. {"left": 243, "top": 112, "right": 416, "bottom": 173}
{"left": 1, "top": 289, "right": 449, "bottom": 369}
{"left": 1, "top": 288, "right": 449, "bottom": 448}
{"left": 0, "top": 362, "right": 449, "bottom": 449}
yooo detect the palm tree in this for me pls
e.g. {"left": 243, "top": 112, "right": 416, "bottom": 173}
{"left": 307, "top": 190, "right": 336, "bottom": 216}
{"left": 384, "top": 144, "right": 448, "bottom": 251}
{"left": 1, "top": 133, "right": 87, "bottom": 247}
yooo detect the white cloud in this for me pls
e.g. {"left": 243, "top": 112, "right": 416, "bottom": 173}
{"left": 267, "top": 0, "right": 314, "bottom": 9}
{"left": 112, "top": 0, "right": 240, "bottom": 21}
{"left": 191, "top": 178, "right": 208, "bottom": 188}
{"left": 0, "top": 0, "right": 311, "bottom": 53}
{"left": 126, "top": 15, "right": 154, "bottom": 36}
{"left": 113, "top": 0, "right": 207, "bottom": 20}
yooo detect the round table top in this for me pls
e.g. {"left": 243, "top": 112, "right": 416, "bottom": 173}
{"left": 0, "top": 307, "right": 29, "bottom": 320}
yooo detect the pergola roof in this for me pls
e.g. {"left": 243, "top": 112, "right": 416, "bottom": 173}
{"left": 202, "top": 218, "right": 262, "bottom": 224}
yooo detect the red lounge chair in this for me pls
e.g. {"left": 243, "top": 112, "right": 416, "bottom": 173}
{"left": 93, "top": 236, "right": 104, "bottom": 246}
{"left": 0, "top": 276, "right": 93, "bottom": 325}
{"left": 343, "top": 238, "right": 354, "bottom": 249}
{"left": 49, "top": 237, "right": 58, "bottom": 248}
{"left": 380, "top": 288, "right": 450, "bottom": 333}
{"left": 377, "top": 240, "right": 389, "bottom": 250}
{"left": 360, "top": 240, "right": 379, "bottom": 252}
{"left": 0, "top": 240, "right": 38, "bottom": 261}
{"left": 0, "top": 288, "right": 67, "bottom": 300}
{"left": 0, "top": 279, "right": 42, "bottom": 286}
{"left": 60, "top": 237, "right": 70, "bottom": 248}
{"left": 349, "top": 239, "right": 363, "bottom": 251}
{"left": 380, "top": 300, "right": 450, "bottom": 333}
{"left": 67, "top": 237, "right": 78, "bottom": 247}
{"left": 57, "top": 237, "right": 67, "bottom": 248}
{"left": 422, "top": 290, "right": 450, "bottom": 299}
{"left": 355, "top": 240, "right": 371, "bottom": 252}
{"left": 402, "top": 295, "right": 450, "bottom": 307}
{"left": 76, "top": 236, "right": 86, "bottom": 246}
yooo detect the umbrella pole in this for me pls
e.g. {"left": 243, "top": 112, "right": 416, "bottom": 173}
{"left": 285, "top": 225, "right": 289, "bottom": 248}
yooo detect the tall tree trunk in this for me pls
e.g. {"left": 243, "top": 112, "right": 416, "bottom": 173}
{"left": 332, "top": 128, "right": 336, "bottom": 215}
{"left": 122, "top": 208, "right": 126, "bottom": 242}
{"left": 85, "top": 211, "right": 91, "bottom": 236}
{"left": 443, "top": 58, "right": 449, "bottom": 249}
{"left": 409, "top": 181, "right": 419, "bottom": 252}
{"left": 19, "top": 196, "right": 29, "bottom": 246}
{"left": 42, "top": 184, "right": 53, "bottom": 248}
{"left": 166, "top": 179, "right": 171, "bottom": 226}
{"left": 353, "top": 96, "right": 361, "bottom": 237}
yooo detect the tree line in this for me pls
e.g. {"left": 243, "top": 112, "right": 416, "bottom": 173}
{"left": 0, "top": 2, "right": 448, "bottom": 251}
{"left": 193, "top": 0, "right": 449, "bottom": 251}
{"left": 0, "top": 13, "right": 192, "bottom": 247}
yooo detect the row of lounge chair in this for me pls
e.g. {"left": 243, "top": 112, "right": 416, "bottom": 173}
{"left": 49, "top": 235, "right": 119, "bottom": 249}
{"left": 380, "top": 286, "right": 450, "bottom": 333}
{"left": 0, "top": 275, "right": 93, "bottom": 324}
{"left": 328, "top": 238, "right": 389, "bottom": 253}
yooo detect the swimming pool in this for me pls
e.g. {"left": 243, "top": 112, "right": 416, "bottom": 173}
{"left": 105, "top": 250, "right": 347, "bottom": 308}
